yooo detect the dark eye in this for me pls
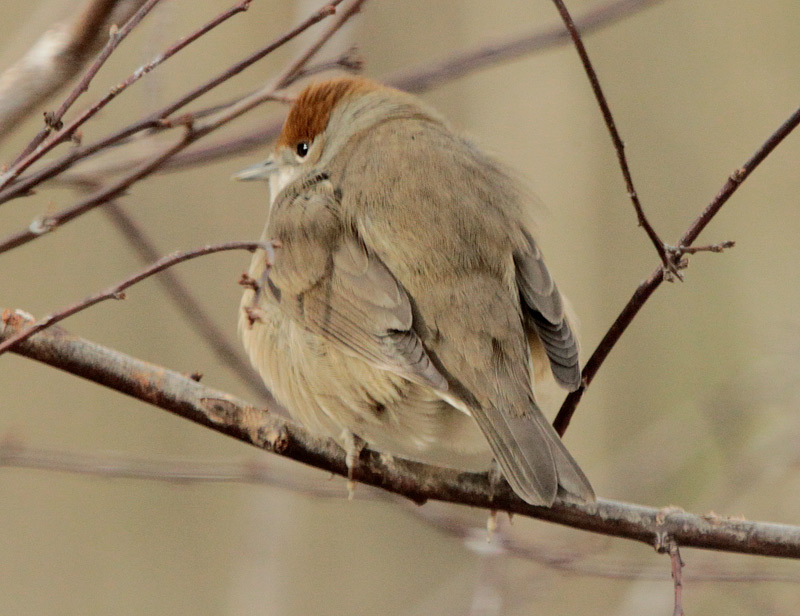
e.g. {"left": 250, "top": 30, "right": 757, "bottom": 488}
{"left": 296, "top": 141, "right": 310, "bottom": 158}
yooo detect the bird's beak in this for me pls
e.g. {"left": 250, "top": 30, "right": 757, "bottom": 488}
{"left": 232, "top": 156, "right": 277, "bottom": 181}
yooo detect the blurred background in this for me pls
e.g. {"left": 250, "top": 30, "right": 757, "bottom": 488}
{"left": 1, "top": 0, "right": 800, "bottom": 614}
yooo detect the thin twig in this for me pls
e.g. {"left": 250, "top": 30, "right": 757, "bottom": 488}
{"left": 102, "top": 203, "right": 270, "bottom": 398}
{"left": 0, "top": 132, "right": 194, "bottom": 254}
{"left": 0, "top": 241, "right": 272, "bottom": 356}
{"left": 3, "top": 313, "right": 800, "bottom": 559}
{"left": 116, "top": 0, "right": 665, "bottom": 175}
{"left": 388, "top": 0, "right": 663, "bottom": 93}
{"left": 0, "top": 0, "right": 252, "bottom": 191}
{"left": 0, "top": 0, "right": 365, "bottom": 253}
{"left": 40, "top": 51, "right": 361, "bottom": 183}
{"left": 0, "top": 0, "right": 150, "bottom": 141}
{"left": 554, "top": 104, "right": 800, "bottom": 436}
{"left": 274, "top": 0, "right": 367, "bottom": 89}
{"left": 675, "top": 241, "right": 735, "bottom": 255}
{"left": 0, "top": 0, "right": 347, "bottom": 206}
{"left": 670, "top": 541, "right": 686, "bottom": 616}
{"left": 656, "top": 534, "right": 686, "bottom": 616}
{"left": 550, "top": 0, "right": 676, "bottom": 277}
{"left": 10, "top": 0, "right": 165, "bottom": 165}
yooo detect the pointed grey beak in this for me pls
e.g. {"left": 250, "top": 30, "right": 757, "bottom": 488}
{"left": 232, "top": 157, "right": 277, "bottom": 181}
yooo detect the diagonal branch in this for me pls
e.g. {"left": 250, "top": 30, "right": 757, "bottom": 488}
{"left": 0, "top": 0, "right": 253, "bottom": 191}
{"left": 102, "top": 204, "right": 270, "bottom": 398}
{"left": 2, "top": 312, "right": 800, "bottom": 560}
{"left": 0, "top": 241, "right": 272, "bottom": 356}
{"left": 553, "top": 103, "right": 800, "bottom": 436}
{"left": 0, "top": 0, "right": 151, "bottom": 142}
{"left": 0, "top": 0, "right": 366, "bottom": 254}
{"left": 550, "top": 0, "right": 676, "bottom": 277}
{"left": 0, "top": 0, "right": 348, "bottom": 206}
{"left": 388, "top": 0, "right": 664, "bottom": 93}
{"left": 9, "top": 0, "right": 165, "bottom": 164}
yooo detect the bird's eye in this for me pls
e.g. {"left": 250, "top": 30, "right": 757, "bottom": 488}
{"left": 296, "top": 141, "right": 310, "bottom": 158}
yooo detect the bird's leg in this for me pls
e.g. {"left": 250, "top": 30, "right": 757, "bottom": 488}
{"left": 341, "top": 429, "right": 365, "bottom": 499}
{"left": 487, "top": 458, "right": 504, "bottom": 503}
{"left": 485, "top": 460, "right": 506, "bottom": 540}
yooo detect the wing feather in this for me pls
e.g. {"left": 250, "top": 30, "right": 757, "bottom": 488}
{"left": 265, "top": 172, "right": 447, "bottom": 392}
{"left": 514, "top": 230, "right": 581, "bottom": 390}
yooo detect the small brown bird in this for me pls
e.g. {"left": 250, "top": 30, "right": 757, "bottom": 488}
{"left": 235, "top": 76, "right": 593, "bottom": 506}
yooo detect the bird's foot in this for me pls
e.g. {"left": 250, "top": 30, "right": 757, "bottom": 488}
{"left": 341, "top": 429, "right": 366, "bottom": 500}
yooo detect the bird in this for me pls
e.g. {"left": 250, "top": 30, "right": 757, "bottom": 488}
{"left": 234, "top": 76, "right": 594, "bottom": 506}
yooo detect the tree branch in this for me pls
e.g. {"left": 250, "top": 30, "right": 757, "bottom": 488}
{"left": 2, "top": 312, "right": 800, "bottom": 560}
{"left": 5, "top": 440, "right": 800, "bottom": 584}
{"left": 388, "top": 0, "right": 664, "bottom": 93}
{"left": 0, "top": 0, "right": 366, "bottom": 254}
{"left": 549, "top": 0, "right": 675, "bottom": 276}
{"left": 0, "top": 241, "right": 272, "bottom": 356}
{"left": 9, "top": 0, "right": 165, "bottom": 163}
{"left": 102, "top": 203, "right": 270, "bottom": 398}
{"left": 0, "top": 0, "right": 252, "bottom": 191}
{"left": 553, "top": 103, "right": 800, "bottom": 436}
{"left": 0, "top": 0, "right": 151, "bottom": 142}
{"left": 0, "top": 0, "right": 349, "bottom": 206}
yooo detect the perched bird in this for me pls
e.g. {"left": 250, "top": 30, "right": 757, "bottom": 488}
{"left": 235, "top": 76, "right": 593, "bottom": 506}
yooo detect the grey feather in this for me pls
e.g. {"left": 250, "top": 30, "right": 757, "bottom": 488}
{"left": 514, "top": 230, "right": 581, "bottom": 391}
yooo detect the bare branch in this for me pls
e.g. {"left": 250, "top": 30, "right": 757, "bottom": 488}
{"left": 4, "top": 440, "right": 800, "bottom": 584}
{"left": 554, "top": 104, "right": 800, "bottom": 436}
{"left": 3, "top": 312, "right": 800, "bottom": 560}
{"left": 673, "top": 241, "right": 736, "bottom": 256}
{"left": 549, "top": 0, "right": 676, "bottom": 277}
{"left": 0, "top": 0, "right": 348, "bottom": 206}
{"left": 414, "top": 506, "right": 800, "bottom": 584}
{"left": 0, "top": 0, "right": 367, "bottom": 254}
{"left": 0, "top": 131, "right": 193, "bottom": 253}
{"left": 0, "top": 0, "right": 151, "bottom": 142}
{"left": 9, "top": 0, "right": 164, "bottom": 161}
{"left": 102, "top": 203, "right": 270, "bottom": 398}
{"left": 125, "top": 0, "right": 667, "bottom": 175}
{"left": 0, "top": 241, "right": 272, "bottom": 356}
{"left": 656, "top": 535, "right": 686, "bottom": 616}
{"left": 388, "top": 0, "right": 664, "bottom": 93}
{"left": 0, "top": 0, "right": 253, "bottom": 191}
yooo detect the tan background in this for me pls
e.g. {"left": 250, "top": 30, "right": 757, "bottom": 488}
{"left": 2, "top": 0, "right": 800, "bottom": 614}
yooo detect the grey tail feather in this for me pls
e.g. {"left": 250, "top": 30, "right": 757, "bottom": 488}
{"left": 532, "top": 410, "right": 595, "bottom": 502}
{"left": 471, "top": 401, "right": 594, "bottom": 506}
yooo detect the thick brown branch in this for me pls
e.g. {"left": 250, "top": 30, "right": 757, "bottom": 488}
{"left": 4, "top": 441, "right": 800, "bottom": 584}
{"left": 2, "top": 313, "right": 800, "bottom": 560}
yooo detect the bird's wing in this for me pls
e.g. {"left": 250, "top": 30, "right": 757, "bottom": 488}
{"left": 325, "top": 119, "right": 592, "bottom": 505}
{"left": 514, "top": 229, "right": 581, "bottom": 391}
{"left": 263, "top": 172, "right": 447, "bottom": 392}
